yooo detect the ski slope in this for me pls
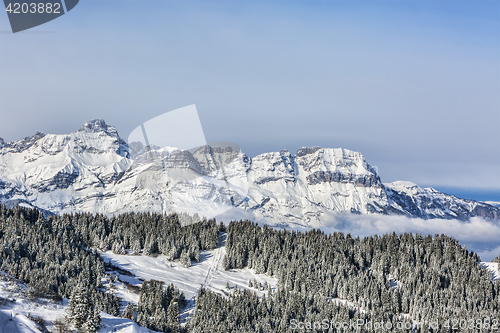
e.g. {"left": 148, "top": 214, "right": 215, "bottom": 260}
{"left": 101, "top": 233, "right": 277, "bottom": 300}
{"left": 100, "top": 233, "right": 278, "bottom": 322}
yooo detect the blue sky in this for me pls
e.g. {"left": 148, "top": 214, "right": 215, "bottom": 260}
{"left": 0, "top": 0, "right": 499, "bottom": 199}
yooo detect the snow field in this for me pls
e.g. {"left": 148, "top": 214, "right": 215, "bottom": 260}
{"left": 101, "top": 233, "right": 278, "bottom": 323}
{"left": 480, "top": 262, "right": 499, "bottom": 281}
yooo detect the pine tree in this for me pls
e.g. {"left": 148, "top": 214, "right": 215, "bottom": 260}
{"left": 180, "top": 249, "right": 191, "bottom": 267}
{"left": 167, "top": 298, "right": 180, "bottom": 333}
{"left": 122, "top": 302, "right": 136, "bottom": 320}
{"left": 222, "top": 254, "right": 230, "bottom": 270}
{"left": 66, "top": 287, "right": 91, "bottom": 328}
{"left": 112, "top": 240, "right": 125, "bottom": 254}
{"left": 194, "top": 246, "right": 200, "bottom": 263}
{"left": 166, "top": 246, "right": 177, "bottom": 261}
{"left": 152, "top": 306, "right": 167, "bottom": 332}
{"left": 83, "top": 308, "right": 101, "bottom": 332}
{"left": 131, "top": 239, "right": 142, "bottom": 255}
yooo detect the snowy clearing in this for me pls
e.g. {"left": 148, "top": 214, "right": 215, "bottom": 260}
{"left": 101, "top": 233, "right": 277, "bottom": 299}
{"left": 480, "top": 262, "right": 499, "bottom": 281}
{"left": 100, "top": 233, "right": 278, "bottom": 323}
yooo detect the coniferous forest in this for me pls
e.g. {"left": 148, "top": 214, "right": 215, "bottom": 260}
{"left": 0, "top": 205, "right": 498, "bottom": 332}
{"left": 0, "top": 205, "right": 218, "bottom": 332}
{"left": 192, "top": 221, "right": 499, "bottom": 332}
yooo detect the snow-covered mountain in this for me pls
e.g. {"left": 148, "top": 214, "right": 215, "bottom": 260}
{"left": 0, "top": 119, "right": 497, "bottom": 226}
{"left": 485, "top": 201, "right": 500, "bottom": 209}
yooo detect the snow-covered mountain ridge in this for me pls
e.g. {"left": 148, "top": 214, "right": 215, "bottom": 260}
{"left": 0, "top": 119, "right": 497, "bottom": 226}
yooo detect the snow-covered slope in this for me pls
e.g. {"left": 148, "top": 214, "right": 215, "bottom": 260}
{"left": 0, "top": 271, "right": 155, "bottom": 333}
{"left": 384, "top": 181, "right": 499, "bottom": 220}
{"left": 0, "top": 120, "right": 497, "bottom": 227}
{"left": 484, "top": 201, "right": 500, "bottom": 209}
{"left": 101, "top": 239, "right": 276, "bottom": 302}
{"left": 245, "top": 147, "right": 385, "bottom": 224}
{"left": 101, "top": 233, "right": 277, "bottom": 323}
{"left": 480, "top": 262, "right": 499, "bottom": 281}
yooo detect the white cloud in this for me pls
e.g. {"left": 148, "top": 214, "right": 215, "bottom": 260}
{"left": 476, "top": 245, "right": 500, "bottom": 262}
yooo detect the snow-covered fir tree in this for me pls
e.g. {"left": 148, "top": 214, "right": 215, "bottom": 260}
{"left": 66, "top": 287, "right": 91, "bottom": 329}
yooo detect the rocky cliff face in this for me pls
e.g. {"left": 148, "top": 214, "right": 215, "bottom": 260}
{"left": 0, "top": 120, "right": 497, "bottom": 226}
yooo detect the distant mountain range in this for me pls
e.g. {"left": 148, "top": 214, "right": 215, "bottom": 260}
{"left": 0, "top": 119, "right": 497, "bottom": 227}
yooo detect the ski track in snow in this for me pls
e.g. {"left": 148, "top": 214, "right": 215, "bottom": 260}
{"left": 180, "top": 233, "right": 226, "bottom": 323}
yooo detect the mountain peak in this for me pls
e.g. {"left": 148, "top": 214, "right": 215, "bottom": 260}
{"left": 78, "top": 119, "right": 121, "bottom": 139}
{"left": 79, "top": 119, "right": 109, "bottom": 132}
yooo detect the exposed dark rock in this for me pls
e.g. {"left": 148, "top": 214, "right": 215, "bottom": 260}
{"left": 296, "top": 147, "right": 321, "bottom": 157}
{"left": 469, "top": 205, "right": 498, "bottom": 220}
{"left": 78, "top": 119, "right": 111, "bottom": 134}
{"left": 251, "top": 197, "right": 270, "bottom": 210}
{"left": 100, "top": 171, "right": 126, "bottom": 185}
{"left": 306, "top": 171, "right": 381, "bottom": 188}
{"left": 0, "top": 132, "right": 46, "bottom": 154}
{"left": 31, "top": 170, "right": 80, "bottom": 193}
{"left": 255, "top": 176, "right": 287, "bottom": 185}
{"left": 193, "top": 144, "right": 242, "bottom": 175}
